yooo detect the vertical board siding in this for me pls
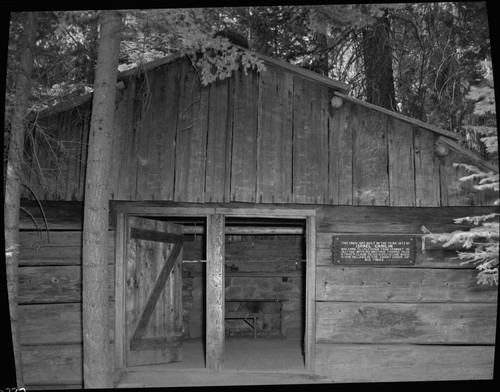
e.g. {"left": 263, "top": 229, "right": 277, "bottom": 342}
{"left": 205, "top": 78, "right": 232, "bottom": 202}
{"left": 27, "top": 59, "right": 496, "bottom": 207}
{"left": 328, "top": 102, "right": 353, "bottom": 205}
{"left": 175, "top": 60, "right": 208, "bottom": 202}
{"left": 256, "top": 65, "right": 293, "bottom": 203}
{"left": 135, "top": 66, "right": 177, "bottom": 200}
{"left": 388, "top": 118, "right": 415, "bottom": 206}
{"left": 292, "top": 76, "right": 329, "bottom": 204}
{"left": 230, "top": 70, "right": 259, "bottom": 202}
{"left": 352, "top": 105, "right": 389, "bottom": 205}
{"left": 112, "top": 77, "right": 139, "bottom": 200}
{"left": 414, "top": 127, "right": 440, "bottom": 206}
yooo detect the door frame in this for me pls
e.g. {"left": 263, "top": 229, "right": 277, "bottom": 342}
{"left": 113, "top": 202, "right": 316, "bottom": 374}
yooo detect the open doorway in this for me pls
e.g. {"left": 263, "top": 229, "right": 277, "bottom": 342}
{"left": 223, "top": 217, "right": 306, "bottom": 373}
{"left": 113, "top": 204, "right": 316, "bottom": 386}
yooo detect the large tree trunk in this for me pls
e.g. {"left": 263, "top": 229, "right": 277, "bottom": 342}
{"left": 82, "top": 10, "right": 122, "bottom": 388}
{"left": 361, "top": 13, "right": 396, "bottom": 110}
{"left": 311, "top": 31, "right": 329, "bottom": 76}
{"left": 4, "top": 11, "right": 38, "bottom": 388}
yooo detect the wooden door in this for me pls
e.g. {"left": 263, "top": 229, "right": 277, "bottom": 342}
{"left": 125, "top": 216, "right": 183, "bottom": 366}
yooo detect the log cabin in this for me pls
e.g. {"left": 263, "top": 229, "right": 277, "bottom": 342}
{"left": 18, "top": 47, "right": 498, "bottom": 388}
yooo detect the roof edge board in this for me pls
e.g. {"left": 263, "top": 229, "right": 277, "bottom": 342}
{"left": 334, "top": 91, "right": 460, "bottom": 140}
{"left": 436, "top": 136, "right": 499, "bottom": 174}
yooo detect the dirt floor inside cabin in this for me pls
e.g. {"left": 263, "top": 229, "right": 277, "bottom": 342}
{"left": 116, "top": 336, "right": 332, "bottom": 387}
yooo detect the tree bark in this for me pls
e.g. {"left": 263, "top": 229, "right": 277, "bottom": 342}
{"left": 311, "top": 31, "right": 329, "bottom": 76}
{"left": 4, "top": 11, "right": 38, "bottom": 388}
{"left": 82, "top": 10, "right": 122, "bottom": 388}
{"left": 361, "top": 13, "right": 396, "bottom": 110}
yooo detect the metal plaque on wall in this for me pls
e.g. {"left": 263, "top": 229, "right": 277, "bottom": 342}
{"left": 333, "top": 235, "right": 415, "bottom": 265}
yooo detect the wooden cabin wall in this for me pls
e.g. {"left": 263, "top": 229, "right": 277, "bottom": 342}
{"left": 24, "top": 59, "right": 495, "bottom": 207}
{"left": 18, "top": 231, "right": 114, "bottom": 389}
{"left": 314, "top": 205, "right": 498, "bottom": 382}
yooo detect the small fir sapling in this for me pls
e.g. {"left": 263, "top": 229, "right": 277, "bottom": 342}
{"left": 423, "top": 60, "right": 498, "bottom": 286}
{"left": 422, "top": 132, "right": 498, "bottom": 286}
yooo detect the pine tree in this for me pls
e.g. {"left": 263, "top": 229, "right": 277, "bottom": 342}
{"left": 423, "top": 59, "right": 498, "bottom": 286}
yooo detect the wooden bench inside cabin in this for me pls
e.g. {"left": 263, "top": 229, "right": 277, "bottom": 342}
{"left": 224, "top": 311, "right": 259, "bottom": 339}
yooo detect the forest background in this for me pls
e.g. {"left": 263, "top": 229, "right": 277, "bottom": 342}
{"left": 4, "top": 3, "right": 497, "bottom": 148}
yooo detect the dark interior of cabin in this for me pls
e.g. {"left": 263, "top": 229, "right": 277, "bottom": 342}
{"left": 148, "top": 216, "right": 307, "bottom": 372}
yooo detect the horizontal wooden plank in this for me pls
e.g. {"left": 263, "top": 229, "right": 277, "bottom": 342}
{"left": 19, "top": 265, "right": 114, "bottom": 304}
{"left": 20, "top": 201, "right": 85, "bottom": 230}
{"left": 20, "top": 230, "right": 115, "bottom": 247}
{"left": 20, "top": 243, "right": 114, "bottom": 266}
{"left": 315, "top": 343, "right": 495, "bottom": 382}
{"left": 20, "top": 303, "right": 115, "bottom": 345}
{"left": 22, "top": 344, "right": 83, "bottom": 385}
{"left": 316, "top": 302, "right": 497, "bottom": 344}
{"left": 317, "top": 206, "right": 498, "bottom": 233}
{"left": 316, "top": 266, "right": 498, "bottom": 302}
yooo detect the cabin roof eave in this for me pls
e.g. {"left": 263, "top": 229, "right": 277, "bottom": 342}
{"left": 333, "top": 91, "right": 461, "bottom": 141}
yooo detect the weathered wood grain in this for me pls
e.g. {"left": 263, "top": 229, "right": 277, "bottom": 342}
{"left": 292, "top": 76, "right": 329, "bottom": 204}
{"left": 231, "top": 70, "right": 259, "bottom": 202}
{"left": 315, "top": 266, "right": 497, "bottom": 302}
{"left": 135, "top": 65, "right": 177, "bottom": 200}
{"left": 20, "top": 230, "right": 114, "bottom": 248}
{"left": 19, "top": 303, "right": 115, "bottom": 345}
{"left": 22, "top": 344, "right": 83, "bottom": 385}
{"left": 316, "top": 302, "right": 497, "bottom": 344}
{"left": 175, "top": 59, "right": 208, "bottom": 202}
{"left": 414, "top": 127, "right": 440, "bottom": 206}
{"left": 20, "top": 231, "right": 115, "bottom": 266}
{"left": 256, "top": 65, "right": 293, "bottom": 203}
{"left": 19, "top": 265, "right": 115, "bottom": 303}
{"left": 316, "top": 205, "right": 497, "bottom": 233}
{"left": 352, "top": 105, "right": 389, "bottom": 205}
{"left": 205, "top": 78, "right": 232, "bottom": 202}
{"left": 113, "top": 77, "right": 139, "bottom": 200}
{"left": 388, "top": 118, "right": 415, "bottom": 206}
{"left": 206, "top": 214, "right": 225, "bottom": 370}
{"left": 315, "top": 343, "right": 495, "bottom": 382}
{"left": 328, "top": 101, "right": 353, "bottom": 205}
{"left": 126, "top": 218, "right": 183, "bottom": 366}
